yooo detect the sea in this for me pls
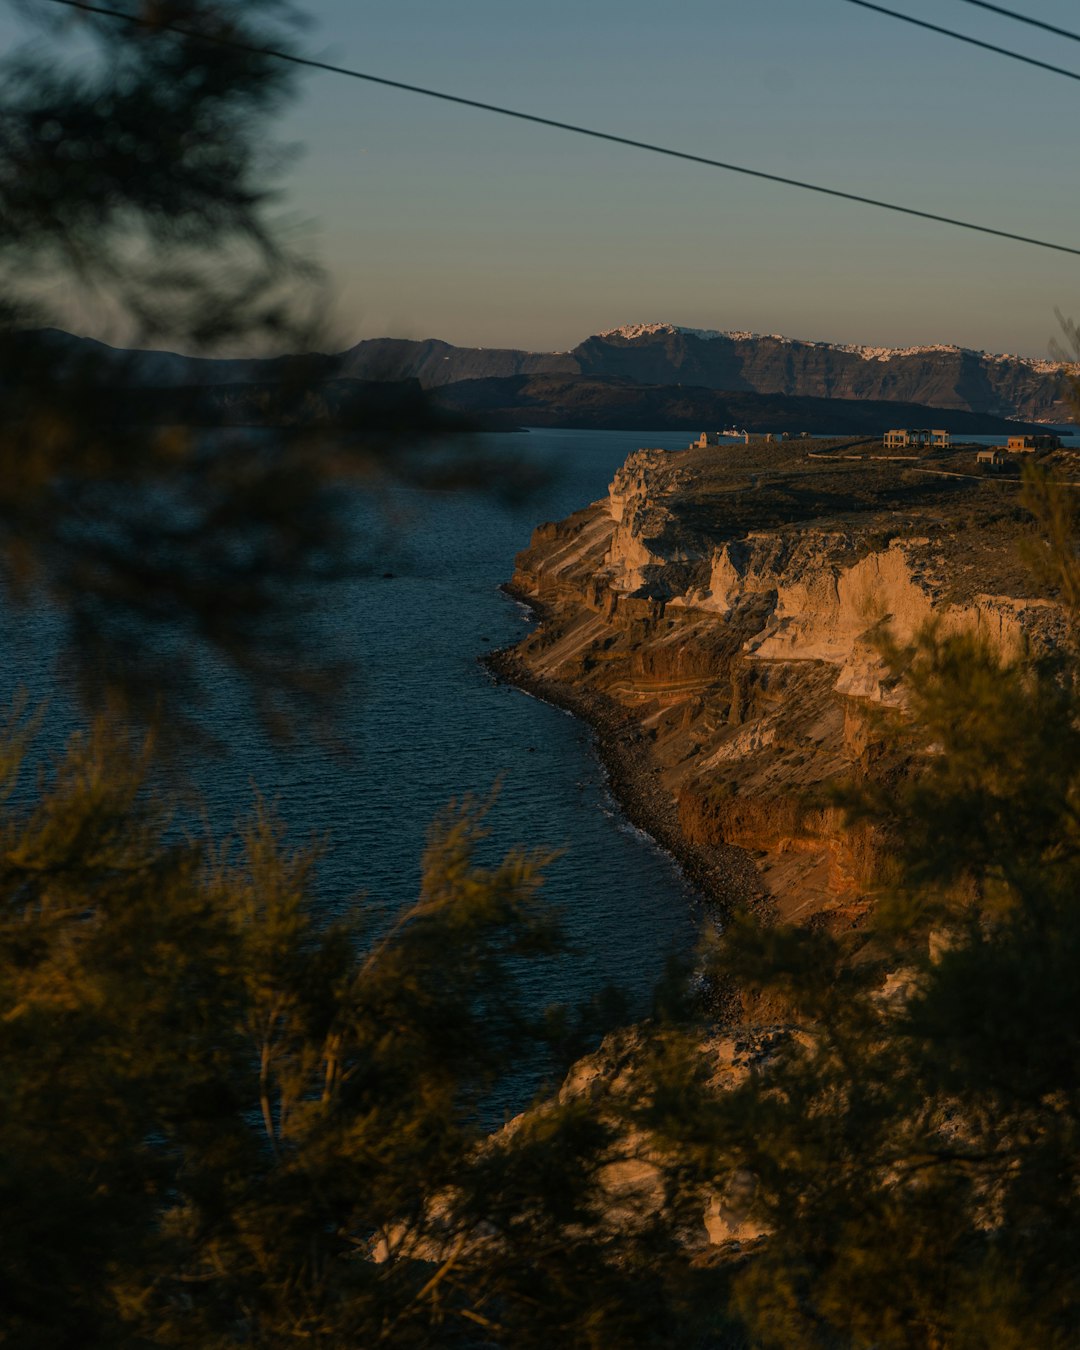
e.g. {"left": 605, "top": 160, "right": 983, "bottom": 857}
{"left": 247, "top": 427, "right": 709, "bottom": 1109}
{"left": 0, "top": 428, "right": 705, "bottom": 1115}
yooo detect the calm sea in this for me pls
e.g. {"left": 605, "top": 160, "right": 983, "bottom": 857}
{"left": 1, "top": 429, "right": 704, "bottom": 1113}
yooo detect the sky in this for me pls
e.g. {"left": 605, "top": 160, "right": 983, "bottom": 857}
{"left": 7, "top": 0, "right": 1080, "bottom": 356}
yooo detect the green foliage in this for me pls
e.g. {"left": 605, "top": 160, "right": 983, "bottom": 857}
{"left": 0, "top": 728, "right": 550, "bottom": 1344}
{"left": 0, "top": 727, "right": 718, "bottom": 1347}
{"left": 641, "top": 508, "right": 1080, "bottom": 1345}
{"left": 1, "top": 0, "right": 315, "bottom": 349}
{"left": 0, "top": 2, "right": 504, "bottom": 742}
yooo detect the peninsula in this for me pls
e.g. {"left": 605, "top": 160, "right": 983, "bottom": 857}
{"left": 492, "top": 435, "right": 1071, "bottom": 928}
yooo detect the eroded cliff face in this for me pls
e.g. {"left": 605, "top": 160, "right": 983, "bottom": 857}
{"left": 507, "top": 441, "right": 1065, "bottom": 928}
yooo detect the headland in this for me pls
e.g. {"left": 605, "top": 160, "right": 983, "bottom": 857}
{"left": 489, "top": 434, "right": 1072, "bottom": 932}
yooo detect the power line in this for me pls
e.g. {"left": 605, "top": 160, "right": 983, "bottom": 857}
{"left": 37, "top": 0, "right": 1080, "bottom": 259}
{"left": 838, "top": 0, "right": 1080, "bottom": 83}
{"left": 950, "top": 0, "right": 1080, "bottom": 46}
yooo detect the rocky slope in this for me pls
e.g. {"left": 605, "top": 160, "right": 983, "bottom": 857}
{"left": 499, "top": 438, "right": 1068, "bottom": 929}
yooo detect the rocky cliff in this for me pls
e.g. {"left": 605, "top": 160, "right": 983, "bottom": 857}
{"left": 501, "top": 438, "right": 1068, "bottom": 928}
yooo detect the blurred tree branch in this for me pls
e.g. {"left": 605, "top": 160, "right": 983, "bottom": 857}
{"left": 0, "top": 0, "right": 525, "bottom": 746}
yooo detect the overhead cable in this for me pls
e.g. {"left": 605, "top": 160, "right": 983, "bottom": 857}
{"left": 950, "top": 0, "right": 1080, "bottom": 46}
{"left": 838, "top": 0, "right": 1080, "bottom": 83}
{"left": 36, "top": 0, "right": 1080, "bottom": 259}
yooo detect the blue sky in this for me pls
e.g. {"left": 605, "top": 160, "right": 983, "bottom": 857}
{"left": 8, "top": 0, "right": 1080, "bottom": 355}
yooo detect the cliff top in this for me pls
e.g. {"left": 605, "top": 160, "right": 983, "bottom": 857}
{"left": 624, "top": 438, "right": 1058, "bottom": 603}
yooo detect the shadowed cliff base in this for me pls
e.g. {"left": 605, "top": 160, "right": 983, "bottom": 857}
{"left": 483, "top": 617, "right": 766, "bottom": 923}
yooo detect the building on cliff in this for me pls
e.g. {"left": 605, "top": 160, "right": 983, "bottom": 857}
{"left": 692, "top": 430, "right": 787, "bottom": 449}
{"left": 1008, "top": 434, "right": 1061, "bottom": 454}
{"left": 883, "top": 429, "right": 951, "bottom": 450}
{"left": 977, "top": 448, "right": 1008, "bottom": 468}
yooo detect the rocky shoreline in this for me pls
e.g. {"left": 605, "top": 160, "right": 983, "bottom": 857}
{"left": 482, "top": 584, "right": 766, "bottom": 926}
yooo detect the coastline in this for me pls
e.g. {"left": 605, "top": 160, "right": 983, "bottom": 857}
{"left": 483, "top": 584, "right": 766, "bottom": 925}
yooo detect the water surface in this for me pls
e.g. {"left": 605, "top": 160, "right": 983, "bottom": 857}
{"left": 2, "top": 429, "right": 705, "bottom": 1110}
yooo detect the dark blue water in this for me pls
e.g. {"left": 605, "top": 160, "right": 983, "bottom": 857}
{"left": 2, "top": 429, "right": 704, "bottom": 1110}
{"left": 205, "top": 430, "right": 704, "bottom": 1013}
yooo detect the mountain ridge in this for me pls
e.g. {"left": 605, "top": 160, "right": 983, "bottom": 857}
{"left": 14, "top": 323, "right": 1074, "bottom": 422}
{"left": 595, "top": 321, "right": 1063, "bottom": 371}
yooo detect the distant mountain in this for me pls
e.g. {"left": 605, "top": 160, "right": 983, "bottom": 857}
{"left": 20, "top": 328, "right": 295, "bottom": 386}
{"left": 335, "top": 337, "right": 575, "bottom": 386}
{"left": 569, "top": 324, "right": 1070, "bottom": 424}
{"left": 327, "top": 324, "right": 1075, "bottom": 423}
{"left": 14, "top": 322, "right": 1073, "bottom": 423}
